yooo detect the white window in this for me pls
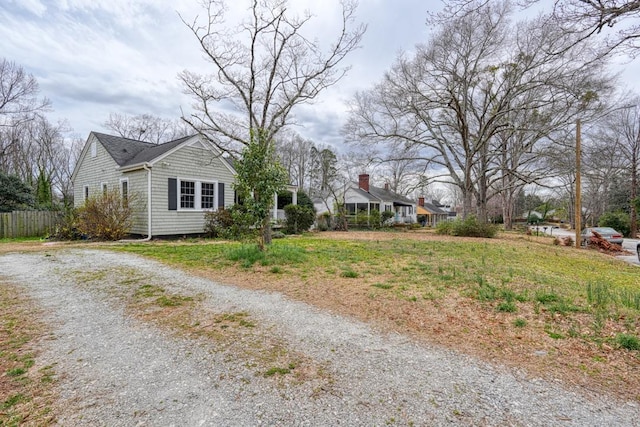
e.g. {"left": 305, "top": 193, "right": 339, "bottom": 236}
{"left": 91, "top": 141, "right": 97, "bottom": 158}
{"left": 180, "top": 180, "right": 195, "bottom": 209}
{"left": 178, "top": 178, "right": 216, "bottom": 211}
{"left": 83, "top": 185, "right": 89, "bottom": 201}
{"left": 102, "top": 183, "right": 108, "bottom": 195}
{"left": 120, "top": 179, "right": 129, "bottom": 208}
{"left": 201, "top": 182, "right": 216, "bottom": 209}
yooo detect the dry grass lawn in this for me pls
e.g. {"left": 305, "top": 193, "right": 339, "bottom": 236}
{"left": 1, "top": 230, "right": 639, "bottom": 408}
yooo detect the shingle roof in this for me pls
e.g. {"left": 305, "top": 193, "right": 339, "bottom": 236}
{"left": 92, "top": 132, "right": 195, "bottom": 167}
{"left": 354, "top": 183, "right": 415, "bottom": 206}
{"left": 421, "top": 201, "right": 448, "bottom": 215}
{"left": 124, "top": 135, "right": 193, "bottom": 166}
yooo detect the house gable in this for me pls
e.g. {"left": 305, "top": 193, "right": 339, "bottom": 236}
{"left": 71, "top": 133, "right": 124, "bottom": 206}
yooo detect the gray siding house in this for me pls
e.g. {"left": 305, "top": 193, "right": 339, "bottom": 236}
{"left": 71, "top": 132, "right": 236, "bottom": 237}
{"left": 313, "top": 174, "right": 417, "bottom": 224}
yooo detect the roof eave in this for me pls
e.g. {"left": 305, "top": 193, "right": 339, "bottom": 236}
{"left": 118, "top": 162, "right": 151, "bottom": 173}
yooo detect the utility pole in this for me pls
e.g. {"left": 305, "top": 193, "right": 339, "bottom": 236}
{"left": 575, "top": 119, "right": 581, "bottom": 248}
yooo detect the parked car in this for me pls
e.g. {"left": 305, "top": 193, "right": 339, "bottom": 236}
{"left": 637, "top": 242, "right": 640, "bottom": 262}
{"left": 580, "top": 227, "right": 624, "bottom": 246}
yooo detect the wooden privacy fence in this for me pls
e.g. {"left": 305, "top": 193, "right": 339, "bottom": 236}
{"left": 0, "top": 211, "right": 62, "bottom": 238}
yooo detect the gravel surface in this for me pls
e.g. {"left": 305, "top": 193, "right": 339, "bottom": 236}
{"left": 0, "top": 249, "right": 638, "bottom": 426}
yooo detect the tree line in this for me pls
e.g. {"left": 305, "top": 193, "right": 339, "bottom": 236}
{"left": 2, "top": 0, "right": 639, "bottom": 239}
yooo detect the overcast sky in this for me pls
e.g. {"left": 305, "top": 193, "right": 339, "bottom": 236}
{"left": 2, "top": 0, "right": 639, "bottom": 149}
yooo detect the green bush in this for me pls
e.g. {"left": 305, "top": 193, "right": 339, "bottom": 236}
{"left": 204, "top": 205, "right": 257, "bottom": 241}
{"left": 435, "top": 220, "right": 454, "bottom": 235}
{"left": 283, "top": 204, "right": 315, "bottom": 234}
{"left": 316, "top": 212, "right": 331, "bottom": 231}
{"left": 354, "top": 211, "right": 370, "bottom": 227}
{"left": 369, "top": 209, "right": 382, "bottom": 229}
{"left": 204, "top": 208, "right": 235, "bottom": 238}
{"left": 0, "top": 172, "right": 34, "bottom": 212}
{"left": 435, "top": 216, "right": 497, "bottom": 238}
{"left": 526, "top": 214, "right": 542, "bottom": 224}
{"left": 380, "top": 210, "right": 395, "bottom": 225}
{"left": 598, "top": 211, "right": 631, "bottom": 237}
{"left": 277, "top": 190, "right": 314, "bottom": 210}
{"left": 76, "top": 189, "right": 135, "bottom": 240}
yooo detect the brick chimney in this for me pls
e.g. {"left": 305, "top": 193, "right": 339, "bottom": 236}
{"left": 384, "top": 183, "right": 389, "bottom": 191}
{"left": 358, "top": 174, "right": 370, "bottom": 192}
{"left": 418, "top": 197, "right": 425, "bottom": 207}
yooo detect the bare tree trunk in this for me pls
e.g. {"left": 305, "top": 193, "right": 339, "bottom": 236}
{"left": 631, "top": 148, "right": 638, "bottom": 238}
{"left": 502, "top": 192, "right": 515, "bottom": 230}
{"left": 261, "top": 216, "right": 272, "bottom": 250}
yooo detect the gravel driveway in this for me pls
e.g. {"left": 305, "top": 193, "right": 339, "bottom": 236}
{"left": 1, "top": 249, "right": 638, "bottom": 426}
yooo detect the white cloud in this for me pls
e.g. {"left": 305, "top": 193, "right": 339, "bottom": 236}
{"left": 1, "top": 0, "right": 639, "bottom": 143}
{"left": 8, "top": 0, "right": 46, "bottom": 16}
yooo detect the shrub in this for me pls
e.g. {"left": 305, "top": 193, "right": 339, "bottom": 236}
{"left": 355, "top": 211, "right": 370, "bottom": 228}
{"left": 561, "top": 236, "right": 574, "bottom": 246}
{"left": 204, "top": 204, "right": 255, "bottom": 240}
{"left": 52, "top": 208, "right": 82, "bottom": 240}
{"left": 380, "top": 210, "right": 395, "bottom": 225}
{"left": 436, "top": 216, "right": 497, "bottom": 238}
{"left": 527, "top": 214, "right": 542, "bottom": 224}
{"left": 369, "top": 209, "right": 382, "bottom": 229}
{"left": 436, "top": 220, "right": 454, "bottom": 235}
{"left": 598, "top": 211, "right": 631, "bottom": 237}
{"left": 76, "top": 189, "right": 135, "bottom": 240}
{"left": 316, "top": 212, "right": 331, "bottom": 231}
{"left": 277, "top": 190, "right": 314, "bottom": 210}
{"left": 283, "top": 204, "right": 315, "bottom": 234}
{"left": 204, "top": 209, "right": 234, "bottom": 238}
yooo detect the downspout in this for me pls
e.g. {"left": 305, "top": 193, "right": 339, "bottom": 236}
{"left": 142, "top": 163, "right": 152, "bottom": 241}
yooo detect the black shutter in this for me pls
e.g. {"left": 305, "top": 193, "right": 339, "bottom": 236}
{"left": 168, "top": 178, "right": 177, "bottom": 210}
{"left": 218, "top": 182, "right": 225, "bottom": 209}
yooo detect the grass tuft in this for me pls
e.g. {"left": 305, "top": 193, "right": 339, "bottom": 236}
{"left": 1, "top": 393, "right": 26, "bottom": 410}
{"left": 616, "top": 333, "right": 640, "bottom": 351}
{"left": 341, "top": 269, "right": 359, "bottom": 278}
{"left": 264, "top": 365, "right": 293, "bottom": 377}
{"left": 497, "top": 301, "right": 517, "bottom": 313}
{"left": 513, "top": 318, "right": 527, "bottom": 328}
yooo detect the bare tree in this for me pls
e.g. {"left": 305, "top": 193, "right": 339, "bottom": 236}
{"left": 274, "top": 129, "right": 315, "bottom": 191}
{"left": 0, "top": 113, "right": 75, "bottom": 208}
{"left": 309, "top": 146, "right": 339, "bottom": 200}
{"left": 543, "top": 0, "right": 640, "bottom": 55}
{"left": 0, "top": 58, "right": 51, "bottom": 128}
{"left": 103, "top": 113, "right": 191, "bottom": 144}
{"left": 345, "top": 1, "right": 611, "bottom": 223}
{"left": 179, "top": 0, "right": 365, "bottom": 156}
{"left": 446, "top": 1, "right": 640, "bottom": 56}
{"left": 179, "top": 0, "right": 364, "bottom": 245}
{"left": 591, "top": 97, "right": 640, "bottom": 236}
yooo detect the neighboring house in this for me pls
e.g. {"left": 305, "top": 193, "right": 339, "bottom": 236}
{"left": 71, "top": 132, "right": 236, "bottom": 237}
{"left": 344, "top": 174, "right": 417, "bottom": 223}
{"left": 416, "top": 198, "right": 449, "bottom": 226}
{"left": 522, "top": 210, "right": 544, "bottom": 221}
